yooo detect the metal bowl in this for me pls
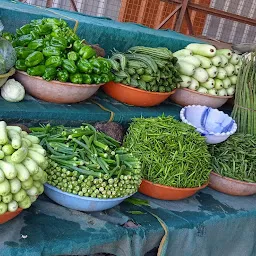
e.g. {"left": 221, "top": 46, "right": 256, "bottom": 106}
{"left": 44, "top": 183, "right": 133, "bottom": 212}
{"left": 209, "top": 171, "right": 256, "bottom": 196}
{"left": 170, "top": 88, "right": 232, "bottom": 108}
{"left": 14, "top": 70, "right": 103, "bottom": 104}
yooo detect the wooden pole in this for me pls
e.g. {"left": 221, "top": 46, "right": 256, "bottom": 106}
{"left": 174, "top": 0, "right": 189, "bottom": 32}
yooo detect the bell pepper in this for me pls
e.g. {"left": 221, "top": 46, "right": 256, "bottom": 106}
{"left": 73, "top": 40, "right": 84, "bottom": 52}
{"left": 67, "top": 51, "right": 78, "bottom": 62}
{"left": 30, "top": 30, "right": 40, "bottom": 40}
{"left": 19, "top": 24, "right": 34, "bottom": 35}
{"left": 42, "top": 67, "right": 57, "bottom": 81}
{"left": 45, "top": 56, "right": 62, "bottom": 68}
{"left": 57, "top": 69, "right": 69, "bottom": 82}
{"left": 15, "top": 47, "right": 34, "bottom": 59}
{"left": 27, "top": 65, "right": 46, "bottom": 76}
{"left": 62, "top": 59, "right": 77, "bottom": 74}
{"left": 100, "top": 73, "right": 112, "bottom": 83}
{"left": 92, "top": 74, "right": 102, "bottom": 84}
{"left": 77, "top": 59, "right": 93, "bottom": 73}
{"left": 98, "top": 58, "right": 112, "bottom": 71}
{"left": 50, "top": 36, "right": 67, "bottom": 51}
{"left": 15, "top": 34, "right": 34, "bottom": 47}
{"left": 79, "top": 45, "right": 96, "bottom": 59}
{"left": 15, "top": 60, "right": 27, "bottom": 71}
{"left": 34, "top": 24, "right": 52, "bottom": 35}
{"left": 27, "top": 39, "right": 44, "bottom": 50}
{"left": 70, "top": 73, "right": 83, "bottom": 84}
{"left": 44, "top": 18, "right": 63, "bottom": 27}
{"left": 42, "top": 46, "right": 61, "bottom": 57}
{"left": 25, "top": 51, "right": 44, "bottom": 67}
{"left": 82, "top": 74, "right": 92, "bottom": 84}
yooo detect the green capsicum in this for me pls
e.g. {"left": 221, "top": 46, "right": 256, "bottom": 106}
{"left": 100, "top": 73, "right": 112, "bottom": 83}
{"left": 45, "top": 56, "right": 62, "bottom": 68}
{"left": 92, "top": 74, "right": 102, "bottom": 84}
{"left": 42, "top": 67, "right": 57, "bottom": 81}
{"left": 62, "top": 59, "right": 77, "bottom": 74}
{"left": 57, "top": 69, "right": 69, "bottom": 82}
{"left": 44, "top": 18, "right": 64, "bottom": 27}
{"left": 27, "top": 39, "right": 44, "bottom": 50}
{"left": 25, "top": 51, "right": 44, "bottom": 67}
{"left": 70, "top": 73, "right": 83, "bottom": 84}
{"left": 15, "top": 47, "right": 34, "bottom": 59}
{"left": 79, "top": 45, "right": 96, "bottom": 59}
{"left": 77, "top": 59, "right": 93, "bottom": 73}
{"left": 15, "top": 34, "right": 34, "bottom": 47}
{"left": 82, "top": 74, "right": 92, "bottom": 84}
{"left": 34, "top": 24, "right": 52, "bottom": 35}
{"left": 42, "top": 46, "right": 61, "bottom": 57}
{"left": 73, "top": 40, "right": 84, "bottom": 52}
{"left": 98, "top": 58, "right": 112, "bottom": 71}
{"left": 67, "top": 51, "right": 78, "bottom": 62}
{"left": 15, "top": 60, "right": 27, "bottom": 71}
{"left": 27, "top": 65, "right": 46, "bottom": 76}
{"left": 50, "top": 36, "right": 68, "bottom": 50}
{"left": 19, "top": 24, "right": 34, "bottom": 35}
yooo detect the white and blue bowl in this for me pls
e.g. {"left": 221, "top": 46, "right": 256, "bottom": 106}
{"left": 180, "top": 105, "right": 237, "bottom": 144}
{"left": 44, "top": 183, "right": 133, "bottom": 212}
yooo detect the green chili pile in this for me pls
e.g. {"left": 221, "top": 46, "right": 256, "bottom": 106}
{"left": 123, "top": 116, "right": 211, "bottom": 188}
{"left": 31, "top": 124, "right": 141, "bottom": 198}
{"left": 232, "top": 53, "right": 256, "bottom": 135}
{"left": 209, "top": 133, "right": 256, "bottom": 183}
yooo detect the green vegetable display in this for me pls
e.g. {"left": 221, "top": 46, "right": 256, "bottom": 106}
{"left": 232, "top": 53, "right": 256, "bottom": 135}
{"left": 0, "top": 121, "right": 48, "bottom": 215}
{"left": 30, "top": 124, "right": 142, "bottom": 198}
{"left": 13, "top": 18, "right": 113, "bottom": 84}
{"left": 209, "top": 134, "right": 256, "bottom": 183}
{"left": 110, "top": 46, "right": 180, "bottom": 92}
{"left": 123, "top": 116, "right": 211, "bottom": 188}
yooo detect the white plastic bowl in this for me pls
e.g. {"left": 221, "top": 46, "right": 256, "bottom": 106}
{"left": 44, "top": 183, "right": 133, "bottom": 212}
{"left": 180, "top": 105, "right": 237, "bottom": 144}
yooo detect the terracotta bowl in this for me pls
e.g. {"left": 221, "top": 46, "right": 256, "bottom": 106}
{"left": 139, "top": 179, "right": 209, "bottom": 200}
{"left": 102, "top": 81, "right": 176, "bottom": 107}
{"left": 169, "top": 88, "right": 232, "bottom": 108}
{"left": 209, "top": 171, "right": 256, "bottom": 196}
{"left": 0, "top": 208, "right": 23, "bottom": 224}
{"left": 14, "top": 70, "right": 103, "bottom": 104}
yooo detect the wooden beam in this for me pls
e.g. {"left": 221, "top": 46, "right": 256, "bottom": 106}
{"left": 162, "top": 0, "right": 256, "bottom": 26}
{"left": 70, "top": 0, "right": 78, "bottom": 12}
{"left": 155, "top": 4, "right": 182, "bottom": 29}
{"left": 46, "top": 0, "right": 53, "bottom": 8}
{"left": 174, "top": 0, "right": 189, "bottom": 32}
{"left": 185, "top": 9, "right": 194, "bottom": 35}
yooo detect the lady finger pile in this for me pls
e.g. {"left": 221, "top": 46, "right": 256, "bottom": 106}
{"left": 31, "top": 124, "right": 142, "bottom": 199}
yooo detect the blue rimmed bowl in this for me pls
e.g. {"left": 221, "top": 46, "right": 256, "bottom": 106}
{"left": 180, "top": 105, "right": 237, "bottom": 144}
{"left": 44, "top": 183, "right": 133, "bottom": 212}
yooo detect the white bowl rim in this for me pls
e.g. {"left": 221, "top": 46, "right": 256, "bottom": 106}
{"left": 16, "top": 70, "right": 104, "bottom": 88}
{"left": 180, "top": 105, "right": 237, "bottom": 136}
{"left": 176, "top": 88, "right": 233, "bottom": 99}
{"left": 44, "top": 183, "right": 134, "bottom": 202}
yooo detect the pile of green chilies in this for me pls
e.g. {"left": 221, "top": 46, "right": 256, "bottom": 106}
{"left": 232, "top": 52, "right": 256, "bottom": 135}
{"left": 123, "top": 116, "right": 211, "bottom": 188}
{"left": 30, "top": 124, "right": 142, "bottom": 198}
{"left": 209, "top": 133, "right": 256, "bottom": 183}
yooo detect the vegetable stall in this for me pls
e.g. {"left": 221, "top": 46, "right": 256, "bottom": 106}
{"left": 0, "top": 1, "right": 256, "bottom": 256}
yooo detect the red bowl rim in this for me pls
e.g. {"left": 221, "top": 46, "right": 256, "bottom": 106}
{"left": 0, "top": 207, "right": 23, "bottom": 216}
{"left": 211, "top": 171, "right": 256, "bottom": 186}
{"left": 105, "top": 81, "right": 176, "bottom": 96}
{"left": 16, "top": 70, "right": 104, "bottom": 88}
{"left": 141, "top": 179, "right": 209, "bottom": 191}
{"left": 177, "top": 88, "right": 233, "bottom": 99}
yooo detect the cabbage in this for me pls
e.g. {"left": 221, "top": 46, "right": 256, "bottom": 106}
{"left": 0, "top": 38, "right": 16, "bottom": 74}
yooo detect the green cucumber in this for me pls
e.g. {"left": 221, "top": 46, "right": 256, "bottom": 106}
{"left": 177, "top": 56, "right": 201, "bottom": 68}
{"left": 25, "top": 135, "right": 40, "bottom": 144}
{"left": 11, "top": 147, "right": 28, "bottom": 163}
{"left": 217, "top": 88, "right": 228, "bottom": 96}
{"left": 14, "top": 163, "right": 30, "bottom": 182}
{"left": 200, "top": 78, "right": 215, "bottom": 89}
{"left": 188, "top": 78, "right": 199, "bottom": 90}
{"left": 0, "top": 202, "right": 7, "bottom": 214}
{"left": 6, "top": 126, "right": 22, "bottom": 133}
{"left": 206, "top": 66, "right": 218, "bottom": 78}
{"left": 214, "top": 79, "right": 224, "bottom": 89}
{"left": 208, "top": 88, "right": 217, "bottom": 96}
{"left": 2, "top": 144, "right": 15, "bottom": 155}
{"left": 0, "top": 161, "right": 17, "bottom": 179}
{"left": 229, "top": 75, "right": 237, "bottom": 85}
{"left": 21, "top": 176, "right": 34, "bottom": 190}
{"left": 222, "top": 77, "right": 231, "bottom": 89}
{"left": 194, "top": 55, "right": 212, "bottom": 69}
{"left": 180, "top": 75, "right": 192, "bottom": 88}
{"left": 22, "top": 157, "right": 39, "bottom": 175}
{"left": 10, "top": 178, "right": 21, "bottom": 194}
{"left": 210, "top": 56, "right": 222, "bottom": 67}
{"left": 2, "top": 193, "right": 12, "bottom": 204}
{"left": 18, "top": 196, "right": 32, "bottom": 209}
{"left": 0, "top": 121, "right": 8, "bottom": 145}
{"left": 216, "top": 49, "right": 232, "bottom": 59}
{"left": 178, "top": 61, "right": 196, "bottom": 76}
{"left": 186, "top": 43, "right": 216, "bottom": 57}
{"left": 7, "top": 129, "right": 21, "bottom": 149}
{"left": 0, "top": 179, "right": 10, "bottom": 196}
{"left": 234, "top": 65, "right": 240, "bottom": 75}
{"left": 173, "top": 49, "right": 192, "bottom": 57}
{"left": 230, "top": 53, "right": 240, "bottom": 65}
{"left": 226, "top": 86, "right": 235, "bottom": 96}
{"left": 13, "top": 188, "right": 26, "bottom": 202}
{"left": 219, "top": 55, "right": 228, "bottom": 67}
{"left": 197, "top": 87, "right": 208, "bottom": 94}
{"left": 217, "top": 68, "right": 227, "bottom": 79}
{"left": 8, "top": 200, "right": 18, "bottom": 212}
{"left": 224, "top": 63, "right": 235, "bottom": 76}
{"left": 192, "top": 68, "right": 209, "bottom": 83}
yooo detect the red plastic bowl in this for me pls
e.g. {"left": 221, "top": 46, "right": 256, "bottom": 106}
{"left": 0, "top": 208, "right": 23, "bottom": 224}
{"left": 102, "top": 81, "right": 176, "bottom": 107}
{"left": 139, "top": 179, "right": 209, "bottom": 200}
